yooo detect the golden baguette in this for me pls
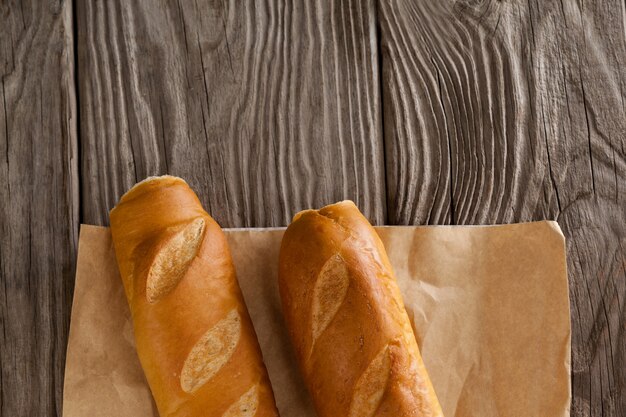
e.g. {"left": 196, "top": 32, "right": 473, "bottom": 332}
{"left": 278, "top": 200, "right": 443, "bottom": 417}
{"left": 110, "top": 175, "right": 279, "bottom": 417}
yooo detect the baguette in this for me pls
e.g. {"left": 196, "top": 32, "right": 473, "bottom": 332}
{"left": 110, "top": 175, "right": 278, "bottom": 417}
{"left": 278, "top": 200, "right": 443, "bottom": 417}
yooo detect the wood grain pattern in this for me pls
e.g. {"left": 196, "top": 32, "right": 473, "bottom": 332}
{"left": 378, "top": 0, "right": 626, "bottom": 415}
{"left": 76, "top": 0, "right": 385, "bottom": 228}
{"left": 0, "top": 0, "right": 623, "bottom": 414}
{"left": 0, "top": 0, "right": 78, "bottom": 416}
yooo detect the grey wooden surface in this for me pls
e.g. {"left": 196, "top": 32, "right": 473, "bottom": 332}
{"left": 0, "top": 0, "right": 624, "bottom": 416}
{"left": 378, "top": 1, "right": 626, "bottom": 414}
{"left": 76, "top": 0, "right": 385, "bottom": 228}
{"left": 1, "top": 0, "right": 78, "bottom": 415}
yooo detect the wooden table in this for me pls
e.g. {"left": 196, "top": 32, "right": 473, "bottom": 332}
{"left": 1, "top": 1, "right": 624, "bottom": 415}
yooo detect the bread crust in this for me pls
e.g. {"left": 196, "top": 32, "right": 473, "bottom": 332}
{"left": 279, "top": 200, "right": 443, "bottom": 417}
{"left": 110, "top": 176, "right": 278, "bottom": 417}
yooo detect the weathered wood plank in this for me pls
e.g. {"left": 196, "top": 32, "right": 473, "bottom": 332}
{"left": 378, "top": 0, "right": 626, "bottom": 415}
{"left": 0, "top": 0, "right": 78, "bottom": 416}
{"left": 76, "top": 0, "right": 385, "bottom": 228}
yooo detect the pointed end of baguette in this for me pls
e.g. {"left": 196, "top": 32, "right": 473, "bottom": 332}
{"left": 110, "top": 175, "right": 189, "bottom": 219}
{"left": 291, "top": 200, "right": 357, "bottom": 224}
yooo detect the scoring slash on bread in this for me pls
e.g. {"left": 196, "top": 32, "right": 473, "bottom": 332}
{"left": 278, "top": 200, "right": 443, "bottom": 417}
{"left": 109, "top": 176, "right": 279, "bottom": 417}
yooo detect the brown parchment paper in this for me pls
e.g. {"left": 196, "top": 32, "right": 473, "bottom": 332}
{"left": 63, "top": 222, "right": 570, "bottom": 417}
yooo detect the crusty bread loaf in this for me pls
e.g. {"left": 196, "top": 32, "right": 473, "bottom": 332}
{"left": 278, "top": 200, "right": 443, "bottom": 417}
{"left": 110, "top": 175, "right": 278, "bottom": 417}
